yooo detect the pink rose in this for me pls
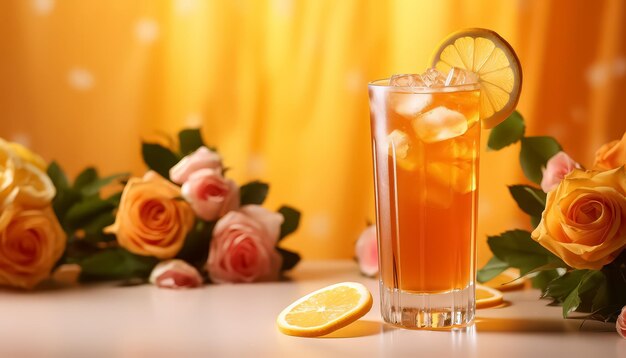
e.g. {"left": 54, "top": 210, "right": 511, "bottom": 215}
{"left": 618, "top": 306, "right": 626, "bottom": 338}
{"left": 149, "top": 259, "right": 203, "bottom": 289}
{"left": 541, "top": 152, "right": 581, "bottom": 193}
{"left": 355, "top": 225, "right": 378, "bottom": 277}
{"left": 181, "top": 168, "right": 239, "bottom": 221}
{"left": 169, "top": 147, "right": 222, "bottom": 185}
{"left": 207, "top": 205, "right": 283, "bottom": 283}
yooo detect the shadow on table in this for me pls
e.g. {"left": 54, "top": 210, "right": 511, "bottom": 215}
{"left": 321, "top": 320, "right": 383, "bottom": 338}
{"left": 475, "top": 316, "right": 615, "bottom": 333}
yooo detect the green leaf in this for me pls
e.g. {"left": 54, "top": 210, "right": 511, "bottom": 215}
{"left": 562, "top": 287, "right": 582, "bottom": 317}
{"left": 531, "top": 269, "right": 560, "bottom": 291}
{"left": 176, "top": 221, "right": 215, "bottom": 266}
{"left": 524, "top": 262, "right": 566, "bottom": 276}
{"left": 73, "top": 167, "right": 98, "bottom": 189}
{"left": 82, "top": 212, "right": 116, "bottom": 241}
{"left": 141, "top": 142, "right": 180, "bottom": 179}
{"left": 278, "top": 206, "right": 300, "bottom": 240}
{"left": 488, "top": 230, "right": 566, "bottom": 275}
{"left": 487, "top": 111, "right": 525, "bottom": 150}
{"left": 543, "top": 269, "right": 588, "bottom": 301}
{"left": 239, "top": 181, "right": 269, "bottom": 205}
{"left": 64, "top": 196, "right": 115, "bottom": 228}
{"left": 277, "top": 247, "right": 300, "bottom": 271}
{"left": 52, "top": 188, "right": 82, "bottom": 222}
{"left": 519, "top": 136, "right": 562, "bottom": 184}
{"left": 530, "top": 215, "right": 542, "bottom": 229}
{"left": 591, "top": 277, "right": 610, "bottom": 312}
{"left": 561, "top": 270, "right": 606, "bottom": 317}
{"left": 105, "top": 191, "right": 123, "bottom": 207}
{"left": 80, "top": 172, "right": 130, "bottom": 197}
{"left": 47, "top": 161, "right": 69, "bottom": 189}
{"left": 78, "top": 248, "right": 158, "bottom": 281}
{"left": 477, "top": 256, "right": 509, "bottom": 283}
{"left": 508, "top": 185, "right": 547, "bottom": 217}
{"left": 178, "top": 129, "right": 205, "bottom": 156}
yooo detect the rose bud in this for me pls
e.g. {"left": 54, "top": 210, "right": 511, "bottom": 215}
{"left": 169, "top": 146, "right": 222, "bottom": 185}
{"left": 181, "top": 168, "right": 239, "bottom": 221}
{"left": 355, "top": 225, "right": 378, "bottom": 277}
{"left": 149, "top": 259, "right": 203, "bottom": 289}
{"left": 593, "top": 132, "right": 626, "bottom": 171}
{"left": 541, "top": 151, "right": 580, "bottom": 193}
{"left": 618, "top": 306, "right": 626, "bottom": 339}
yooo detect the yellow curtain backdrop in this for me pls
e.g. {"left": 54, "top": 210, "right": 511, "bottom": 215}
{"left": 0, "top": 0, "right": 624, "bottom": 266}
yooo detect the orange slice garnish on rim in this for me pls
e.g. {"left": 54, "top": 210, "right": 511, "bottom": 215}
{"left": 431, "top": 28, "right": 522, "bottom": 129}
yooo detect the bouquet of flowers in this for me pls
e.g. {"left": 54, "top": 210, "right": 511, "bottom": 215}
{"left": 0, "top": 129, "right": 301, "bottom": 289}
{"left": 477, "top": 112, "right": 626, "bottom": 324}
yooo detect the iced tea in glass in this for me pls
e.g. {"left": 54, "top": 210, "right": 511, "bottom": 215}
{"left": 368, "top": 69, "right": 480, "bottom": 329}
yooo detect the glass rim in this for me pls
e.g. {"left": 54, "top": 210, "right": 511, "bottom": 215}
{"left": 368, "top": 78, "right": 480, "bottom": 93}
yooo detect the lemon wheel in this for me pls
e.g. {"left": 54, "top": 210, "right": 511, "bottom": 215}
{"left": 276, "top": 282, "right": 373, "bottom": 337}
{"left": 431, "top": 28, "right": 522, "bottom": 128}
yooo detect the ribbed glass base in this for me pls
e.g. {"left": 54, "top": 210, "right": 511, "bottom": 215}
{"left": 380, "top": 283, "right": 475, "bottom": 329}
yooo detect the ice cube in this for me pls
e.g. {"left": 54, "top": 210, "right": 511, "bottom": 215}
{"left": 386, "top": 129, "right": 410, "bottom": 159}
{"left": 390, "top": 69, "right": 449, "bottom": 88}
{"left": 390, "top": 93, "right": 433, "bottom": 117}
{"left": 412, "top": 106, "right": 468, "bottom": 143}
{"left": 420, "top": 68, "right": 447, "bottom": 87}
{"left": 426, "top": 161, "right": 475, "bottom": 203}
{"left": 445, "top": 67, "right": 479, "bottom": 86}
{"left": 389, "top": 74, "right": 424, "bottom": 87}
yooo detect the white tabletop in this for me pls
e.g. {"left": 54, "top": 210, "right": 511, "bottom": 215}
{"left": 1, "top": 260, "right": 623, "bottom": 357}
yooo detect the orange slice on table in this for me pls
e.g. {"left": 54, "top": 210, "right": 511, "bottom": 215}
{"left": 476, "top": 284, "right": 504, "bottom": 309}
{"left": 431, "top": 28, "right": 522, "bottom": 129}
{"left": 276, "top": 282, "right": 373, "bottom": 337}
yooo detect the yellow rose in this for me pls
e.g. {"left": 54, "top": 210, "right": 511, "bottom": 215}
{"left": 593, "top": 132, "right": 626, "bottom": 170}
{"left": 531, "top": 166, "right": 626, "bottom": 269}
{"left": 0, "top": 139, "right": 55, "bottom": 208}
{"left": 7, "top": 142, "right": 47, "bottom": 171}
{"left": 105, "top": 171, "right": 194, "bottom": 259}
{"left": 0, "top": 205, "right": 66, "bottom": 289}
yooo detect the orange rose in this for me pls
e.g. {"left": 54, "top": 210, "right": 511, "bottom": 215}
{"left": 531, "top": 166, "right": 626, "bottom": 269}
{"left": 105, "top": 171, "right": 195, "bottom": 259}
{"left": 0, "top": 205, "right": 66, "bottom": 289}
{"left": 593, "top": 132, "right": 626, "bottom": 170}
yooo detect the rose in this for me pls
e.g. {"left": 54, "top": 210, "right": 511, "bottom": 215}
{"left": 355, "top": 225, "right": 378, "bottom": 277}
{"left": 541, "top": 152, "right": 581, "bottom": 193}
{"left": 5, "top": 141, "right": 47, "bottom": 171}
{"left": 618, "top": 306, "right": 626, "bottom": 338}
{"left": 169, "top": 147, "right": 222, "bottom": 185}
{"left": 207, "top": 205, "right": 283, "bottom": 283}
{"left": 149, "top": 259, "right": 203, "bottom": 289}
{"left": 593, "top": 132, "right": 626, "bottom": 170}
{"left": 0, "top": 140, "right": 55, "bottom": 208}
{"left": 104, "top": 171, "right": 195, "bottom": 259}
{"left": 0, "top": 143, "right": 17, "bottom": 206}
{"left": 0, "top": 205, "right": 66, "bottom": 289}
{"left": 181, "top": 168, "right": 239, "bottom": 221}
{"left": 531, "top": 166, "right": 626, "bottom": 269}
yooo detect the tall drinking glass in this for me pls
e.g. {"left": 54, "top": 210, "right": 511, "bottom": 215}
{"left": 368, "top": 77, "right": 480, "bottom": 329}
